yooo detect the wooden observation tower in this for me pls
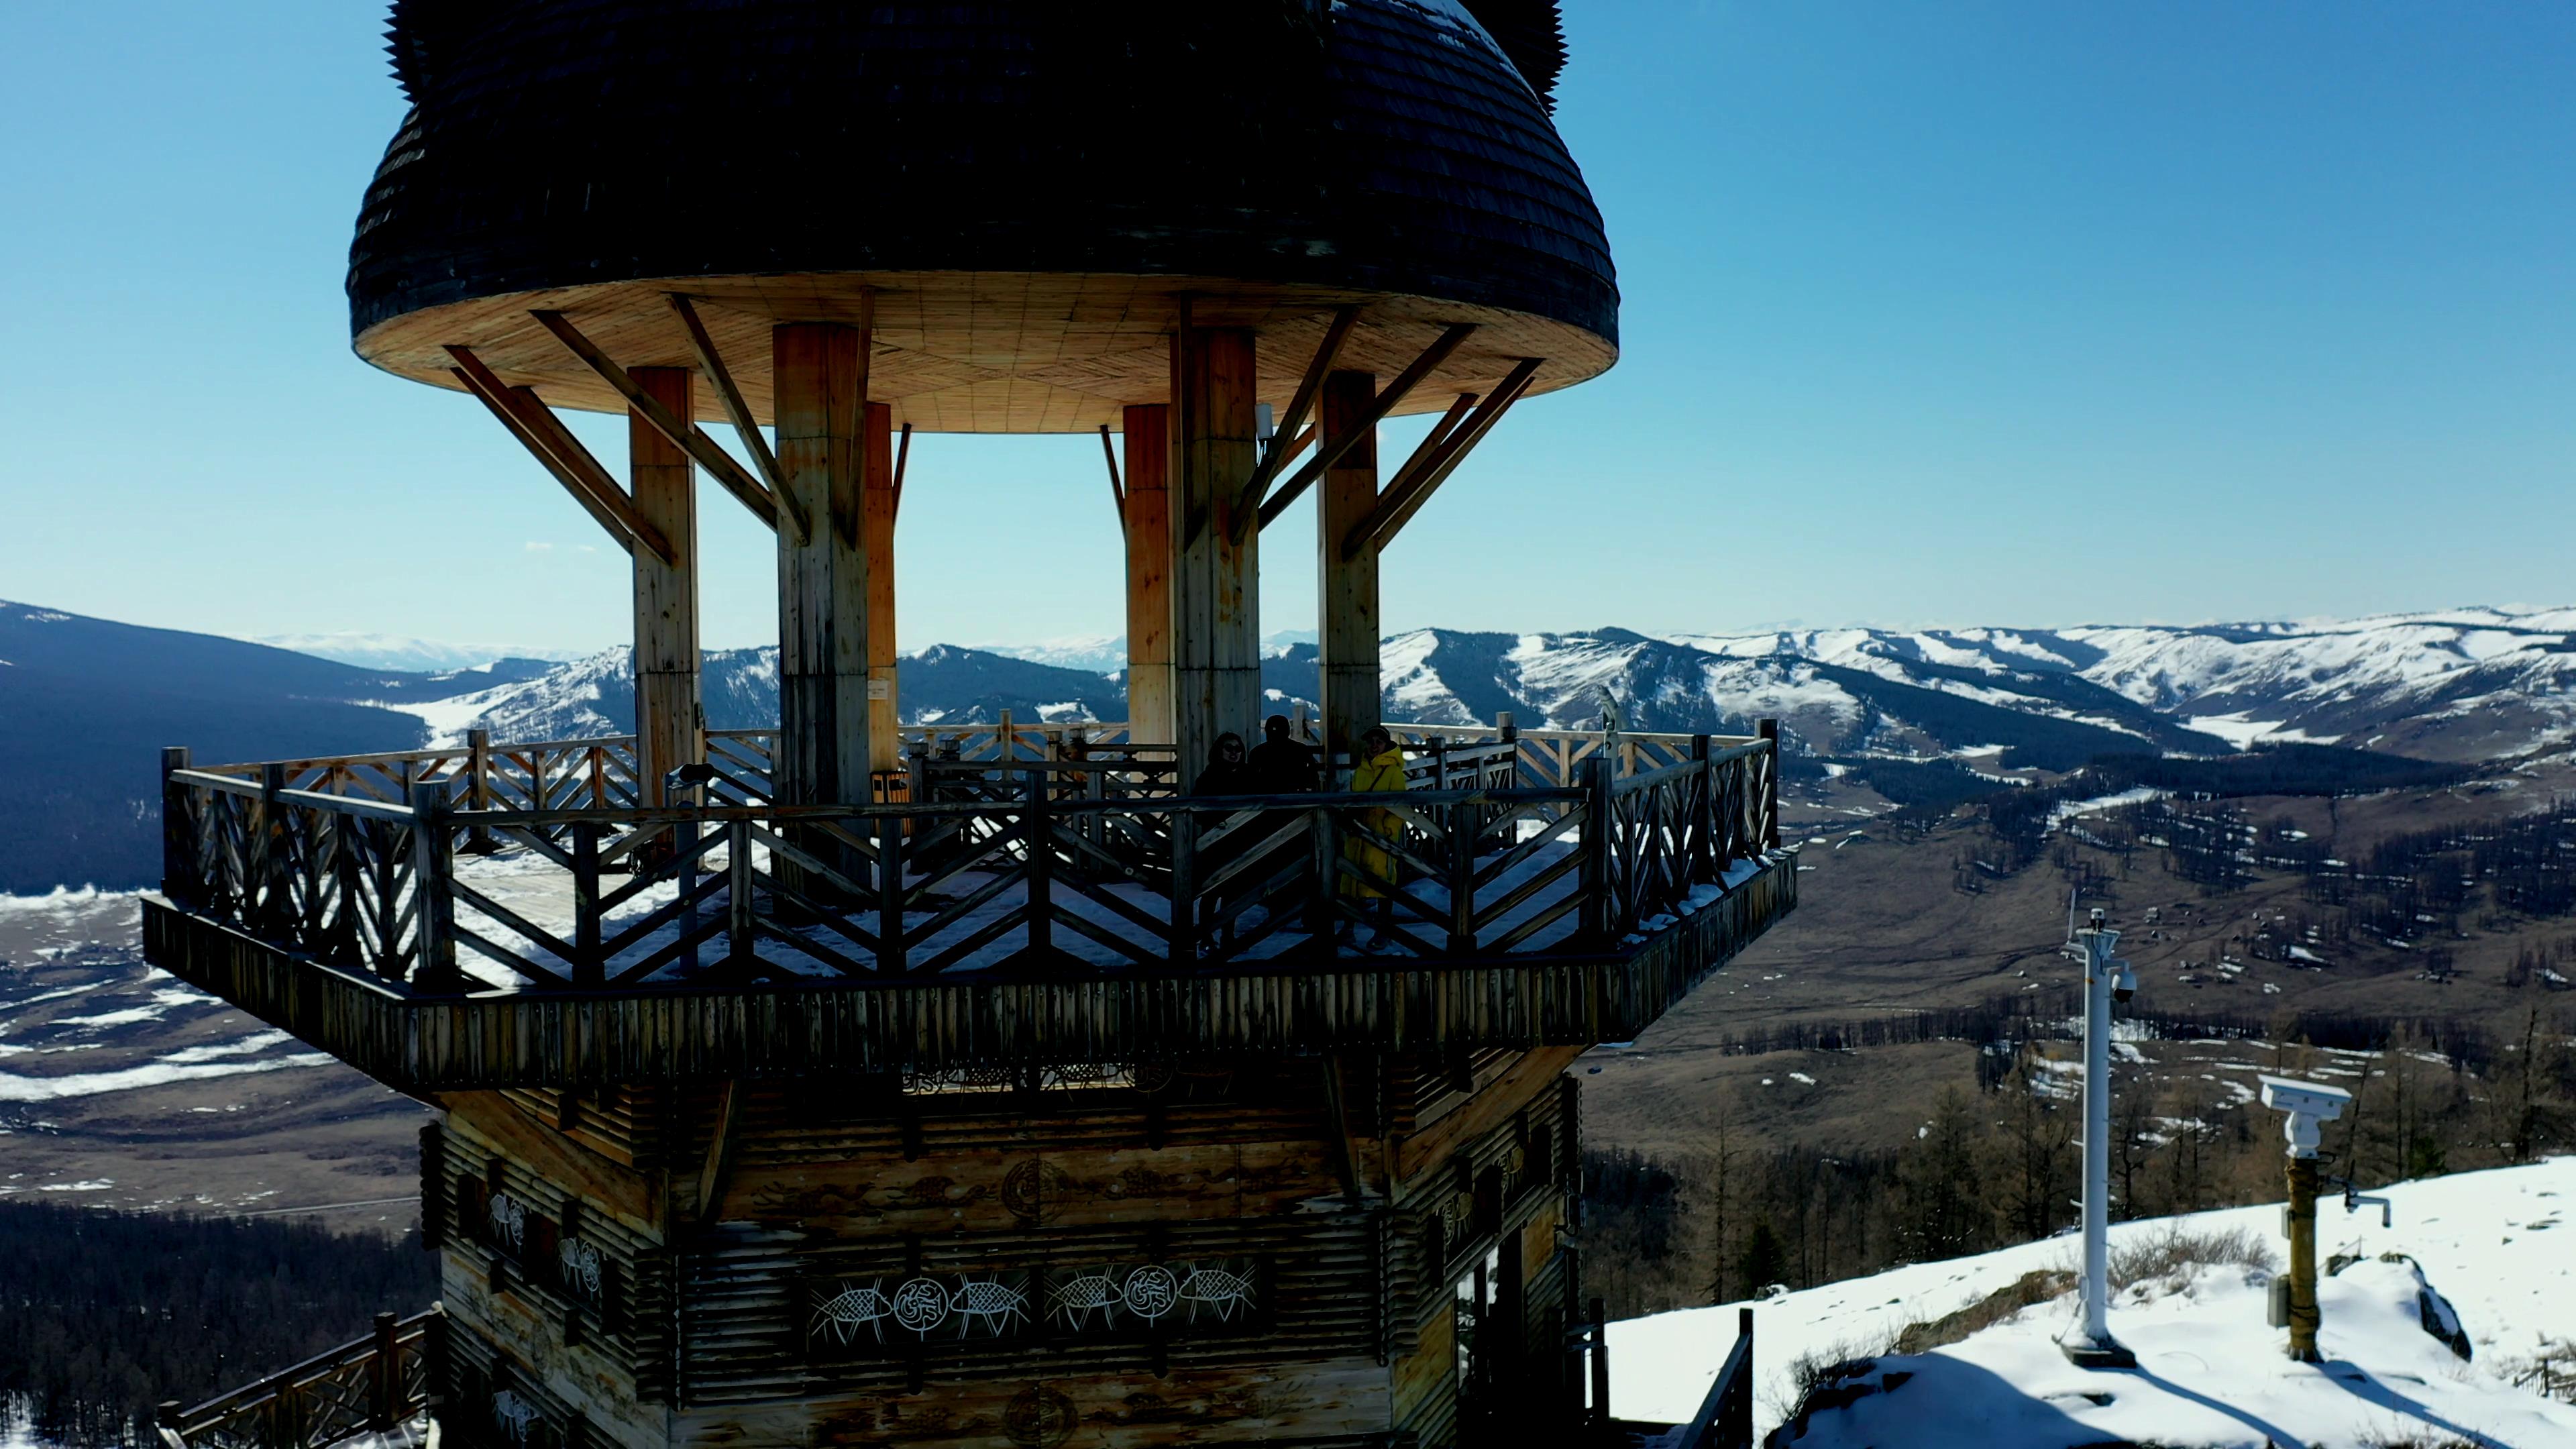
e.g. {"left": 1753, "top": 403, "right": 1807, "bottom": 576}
{"left": 144, "top": 5, "right": 1794, "bottom": 1447}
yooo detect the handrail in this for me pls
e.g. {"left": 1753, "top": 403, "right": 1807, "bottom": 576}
{"left": 156, "top": 718, "right": 1781, "bottom": 991}
{"left": 1674, "top": 1307, "right": 1756, "bottom": 1449}
{"left": 158, "top": 1308, "right": 441, "bottom": 1449}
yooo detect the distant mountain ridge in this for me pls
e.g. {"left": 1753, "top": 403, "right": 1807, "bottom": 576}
{"left": 7, "top": 600, "right": 2573, "bottom": 891}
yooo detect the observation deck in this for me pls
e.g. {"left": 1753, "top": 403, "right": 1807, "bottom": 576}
{"left": 144, "top": 718, "right": 1794, "bottom": 1091}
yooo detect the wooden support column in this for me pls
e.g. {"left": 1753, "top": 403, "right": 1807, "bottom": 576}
{"left": 863, "top": 402, "right": 900, "bottom": 777}
{"left": 1316, "top": 370, "right": 1380, "bottom": 763}
{"left": 1169, "top": 327, "right": 1260, "bottom": 789}
{"left": 1121, "top": 404, "right": 1175, "bottom": 746}
{"left": 629, "top": 367, "right": 702, "bottom": 806}
{"left": 772, "top": 322, "right": 872, "bottom": 818}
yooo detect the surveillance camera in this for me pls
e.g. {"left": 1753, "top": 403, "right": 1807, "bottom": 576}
{"left": 2112, "top": 962, "right": 2137, "bottom": 1005}
{"left": 2257, "top": 1076, "right": 2352, "bottom": 1122}
{"left": 2089, "top": 907, "right": 2106, "bottom": 925}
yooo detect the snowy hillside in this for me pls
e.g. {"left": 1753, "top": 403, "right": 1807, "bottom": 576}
{"left": 362, "top": 606, "right": 2576, "bottom": 769}
{"left": 1611, "top": 1157, "right": 2576, "bottom": 1447}
{"left": 1670, "top": 606, "right": 2576, "bottom": 763}
{"left": 251, "top": 631, "right": 580, "bottom": 674}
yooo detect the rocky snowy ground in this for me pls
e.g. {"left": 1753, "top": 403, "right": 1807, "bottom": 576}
{"left": 1612, "top": 1158, "right": 2576, "bottom": 1448}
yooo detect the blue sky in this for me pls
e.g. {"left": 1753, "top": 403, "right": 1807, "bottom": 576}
{"left": 1, "top": 3, "right": 2568, "bottom": 654}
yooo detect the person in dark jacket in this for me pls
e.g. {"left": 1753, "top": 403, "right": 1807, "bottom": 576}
{"left": 1246, "top": 714, "right": 1318, "bottom": 794}
{"left": 1197, "top": 733, "right": 1256, "bottom": 794}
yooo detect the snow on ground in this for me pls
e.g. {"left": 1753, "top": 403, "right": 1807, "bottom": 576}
{"left": 2045, "top": 786, "right": 2169, "bottom": 831}
{"left": 2186, "top": 712, "right": 2341, "bottom": 749}
{"left": 1611, "top": 1157, "right": 2576, "bottom": 1447}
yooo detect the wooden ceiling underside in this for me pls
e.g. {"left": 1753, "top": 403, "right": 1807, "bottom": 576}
{"left": 356, "top": 272, "right": 1617, "bottom": 433}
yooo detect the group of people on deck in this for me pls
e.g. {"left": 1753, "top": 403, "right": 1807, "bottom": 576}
{"left": 1194, "top": 714, "right": 1411, "bottom": 945}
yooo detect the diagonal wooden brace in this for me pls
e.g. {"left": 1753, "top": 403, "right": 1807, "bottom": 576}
{"left": 530, "top": 308, "right": 796, "bottom": 542}
{"left": 445, "top": 346, "right": 674, "bottom": 564}
{"left": 1344, "top": 357, "right": 1543, "bottom": 559}
{"left": 1230, "top": 303, "right": 1360, "bottom": 539}
{"left": 663, "top": 293, "right": 809, "bottom": 543}
{"left": 1258, "top": 322, "right": 1477, "bottom": 529}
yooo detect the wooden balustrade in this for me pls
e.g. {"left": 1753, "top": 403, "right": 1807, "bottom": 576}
{"left": 157, "top": 1309, "right": 441, "bottom": 1449}
{"left": 160, "top": 722, "right": 1780, "bottom": 993}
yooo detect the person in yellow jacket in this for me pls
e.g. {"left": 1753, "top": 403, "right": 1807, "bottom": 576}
{"left": 1339, "top": 725, "right": 1409, "bottom": 945}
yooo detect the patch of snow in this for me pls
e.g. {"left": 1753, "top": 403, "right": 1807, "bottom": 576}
{"left": 1612, "top": 1158, "right": 2576, "bottom": 1445}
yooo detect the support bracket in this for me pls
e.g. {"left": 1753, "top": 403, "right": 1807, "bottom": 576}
{"left": 664, "top": 293, "right": 809, "bottom": 543}
{"left": 1230, "top": 304, "right": 1361, "bottom": 537}
{"left": 1099, "top": 423, "right": 1124, "bottom": 519}
{"left": 1344, "top": 358, "right": 1543, "bottom": 559}
{"left": 694, "top": 1079, "right": 744, "bottom": 1226}
{"left": 445, "top": 345, "right": 674, "bottom": 565}
{"left": 530, "top": 309, "right": 794, "bottom": 541}
{"left": 1258, "top": 323, "right": 1477, "bottom": 529}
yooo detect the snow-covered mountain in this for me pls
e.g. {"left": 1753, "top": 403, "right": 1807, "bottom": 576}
{"left": 250, "top": 631, "right": 581, "bottom": 674}
{"left": 1613, "top": 1157, "right": 2576, "bottom": 1446}
{"left": 374, "top": 608, "right": 2576, "bottom": 771}
{"left": 1666, "top": 607, "right": 2576, "bottom": 763}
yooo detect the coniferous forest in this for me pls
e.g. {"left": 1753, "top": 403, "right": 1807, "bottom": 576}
{"left": 0, "top": 1206, "right": 435, "bottom": 1448}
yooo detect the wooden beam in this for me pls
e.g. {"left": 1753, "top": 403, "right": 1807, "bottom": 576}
{"left": 772, "top": 320, "right": 873, "bottom": 821}
{"left": 1230, "top": 304, "right": 1360, "bottom": 536}
{"left": 1257, "top": 322, "right": 1475, "bottom": 528}
{"left": 1381, "top": 391, "right": 1479, "bottom": 502}
{"left": 1122, "top": 405, "right": 1174, "bottom": 745}
{"left": 1316, "top": 370, "right": 1381, "bottom": 764}
{"left": 630, "top": 367, "right": 704, "bottom": 808}
{"left": 443, "top": 347, "right": 672, "bottom": 564}
{"left": 1099, "top": 423, "right": 1124, "bottom": 517}
{"left": 892, "top": 423, "right": 912, "bottom": 523}
{"left": 693, "top": 1079, "right": 743, "bottom": 1225}
{"left": 529, "top": 309, "right": 790, "bottom": 540}
{"left": 864, "top": 402, "right": 900, "bottom": 775}
{"left": 1346, "top": 358, "right": 1543, "bottom": 559}
{"left": 1170, "top": 327, "right": 1260, "bottom": 785}
{"left": 664, "top": 294, "right": 777, "bottom": 488}
{"left": 663, "top": 293, "right": 807, "bottom": 543}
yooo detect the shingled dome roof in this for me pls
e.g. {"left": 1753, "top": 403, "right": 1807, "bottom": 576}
{"left": 350, "top": 0, "right": 1619, "bottom": 432}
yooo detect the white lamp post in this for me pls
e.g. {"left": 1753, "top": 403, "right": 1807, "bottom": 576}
{"left": 2062, "top": 908, "right": 2137, "bottom": 1368}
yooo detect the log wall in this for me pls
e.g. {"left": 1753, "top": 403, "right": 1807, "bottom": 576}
{"left": 424, "top": 1050, "right": 1580, "bottom": 1448}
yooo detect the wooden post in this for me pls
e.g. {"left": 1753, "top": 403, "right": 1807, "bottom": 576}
{"left": 2286, "top": 1155, "right": 2321, "bottom": 1361}
{"left": 1024, "top": 770, "right": 1053, "bottom": 961}
{"left": 1170, "top": 326, "right": 1260, "bottom": 790}
{"left": 863, "top": 401, "right": 901, "bottom": 776}
{"left": 1446, "top": 801, "right": 1476, "bottom": 953}
{"left": 160, "top": 747, "right": 193, "bottom": 905}
{"left": 1757, "top": 717, "right": 1781, "bottom": 851}
{"left": 369, "top": 1311, "right": 399, "bottom": 1430}
{"left": 1690, "top": 734, "right": 1716, "bottom": 883}
{"left": 773, "top": 321, "right": 873, "bottom": 894}
{"left": 409, "top": 780, "right": 458, "bottom": 987}
{"left": 630, "top": 367, "right": 703, "bottom": 810}
{"left": 725, "top": 818, "right": 755, "bottom": 967}
{"left": 1316, "top": 370, "right": 1379, "bottom": 765}
{"left": 464, "top": 728, "right": 495, "bottom": 852}
{"left": 1580, "top": 754, "right": 1613, "bottom": 943}
{"left": 1120, "top": 404, "right": 1175, "bottom": 746}
{"left": 572, "top": 822, "right": 603, "bottom": 985}
{"left": 1727, "top": 1306, "right": 1756, "bottom": 1446}
{"left": 256, "top": 763, "right": 290, "bottom": 937}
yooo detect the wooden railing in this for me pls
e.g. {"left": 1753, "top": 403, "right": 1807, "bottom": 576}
{"left": 157, "top": 1310, "right": 440, "bottom": 1449}
{"left": 160, "top": 721, "right": 1779, "bottom": 991}
{"left": 1576, "top": 1305, "right": 1752, "bottom": 1449}
{"left": 1675, "top": 1307, "right": 1757, "bottom": 1449}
